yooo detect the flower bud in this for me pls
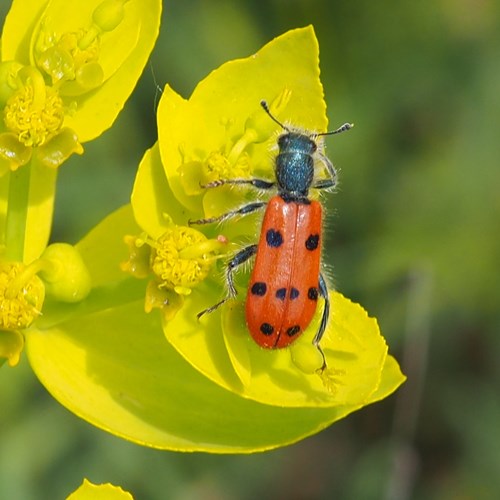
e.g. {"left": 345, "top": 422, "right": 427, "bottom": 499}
{"left": 93, "top": 0, "right": 127, "bottom": 32}
{"left": 39, "top": 243, "right": 91, "bottom": 302}
{"left": 290, "top": 341, "right": 325, "bottom": 374}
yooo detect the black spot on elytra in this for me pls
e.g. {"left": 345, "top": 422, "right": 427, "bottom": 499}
{"left": 287, "top": 325, "right": 301, "bottom": 337}
{"left": 266, "top": 229, "right": 283, "bottom": 247}
{"left": 308, "top": 287, "right": 319, "bottom": 301}
{"left": 275, "top": 288, "right": 286, "bottom": 300}
{"left": 290, "top": 287, "right": 300, "bottom": 299}
{"left": 305, "top": 234, "right": 320, "bottom": 251}
{"left": 260, "top": 323, "right": 274, "bottom": 336}
{"left": 251, "top": 282, "right": 267, "bottom": 296}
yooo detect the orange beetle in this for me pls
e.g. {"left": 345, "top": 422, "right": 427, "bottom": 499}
{"left": 191, "top": 101, "right": 352, "bottom": 369}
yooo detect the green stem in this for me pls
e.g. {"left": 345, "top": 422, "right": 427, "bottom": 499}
{"left": 5, "top": 163, "right": 32, "bottom": 261}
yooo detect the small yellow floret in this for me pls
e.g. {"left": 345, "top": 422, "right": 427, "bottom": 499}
{"left": 0, "top": 262, "right": 45, "bottom": 331}
{"left": 202, "top": 151, "right": 231, "bottom": 182}
{"left": 3, "top": 82, "right": 64, "bottom": 147}
{"left": 151, "top": 226, "right": 215, "bottom": 291}
{"left": 200, "top": 149, "right": 253, "bottom": 185}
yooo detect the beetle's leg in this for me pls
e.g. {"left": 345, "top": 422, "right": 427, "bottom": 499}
{"left": 197, "top": 244, "right": 258, "bottom": 319}
{"left": 312, "top": 154, "right": 337, "bottom": 191}
{"left": 313, "top": 122, "right": 352, "bottom": 191}
{"left": 189, "top": 201, "right": 266, "bottom": 226}
{"left": 190, "top": 176, "right": 273, "bottom": 225}
{"left": 314, "top": 273, "right": 331, "bottom": 370}
{"left": 312, "top": 177, "right": 336, "bottom": 190}
{"left": 201, "top": 178, "right": 275, "bottom": 190}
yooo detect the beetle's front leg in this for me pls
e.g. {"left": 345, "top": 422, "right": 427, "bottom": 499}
{"left": 188, "top": 201, "right": 266, "bottom": 226}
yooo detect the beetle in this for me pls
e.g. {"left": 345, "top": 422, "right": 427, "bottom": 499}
{"left": 190, "top": 100, "right": 352, "bottom": 369}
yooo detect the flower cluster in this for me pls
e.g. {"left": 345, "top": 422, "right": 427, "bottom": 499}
{"left": 4, "top": 15, "right": 404, "bottom": 453}
{"left": 0, "top": 0, "right": 161, "bottom": 368}
{"left": 0, "top": 0, "right": 135, "bottom": 173}
{"left": 117, "top": 26, "right": 403, "bottom": 449}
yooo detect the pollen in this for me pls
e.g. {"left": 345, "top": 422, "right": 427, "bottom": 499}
{"left": 204, "top": 149, "right": 252, "bottom": 182}
{"left": 203, "top": 151, "right": 232, "bottom": 182}
{"left": 151, "top": 226, "right": 215, "bottom": 293}
{"left": 0, "top": 262, "right": 45, "bottom": 331}
{"left": 3, "top": 83, "right": 64, "bottom": 147}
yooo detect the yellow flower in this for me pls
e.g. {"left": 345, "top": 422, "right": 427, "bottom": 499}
{"left": 1, "top": 0, "right": 161, "bottom": 170}
{"left": 0, "top": 261, "right": 45, "bottom": 331}
{"left": 122, "top": 180, "right": 233, "bottom": 319}
{"left": 21, "top": 27, "right": 405, "bottom": 454}
{"left": 3, "top": 73, "right": 65, "bottom": 149}
{"left": 0, "top": 0, "right": 161, "bottom": 262}
{"left": 0, "top": 0, "right": 160, "bottom": 367}
{"left": 131, "top": 26, "right": 406, "bottom": 407}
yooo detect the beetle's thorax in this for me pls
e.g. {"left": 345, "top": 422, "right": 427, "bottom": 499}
{"left": 275, "top": 132, "right": 316, "bottom": 202}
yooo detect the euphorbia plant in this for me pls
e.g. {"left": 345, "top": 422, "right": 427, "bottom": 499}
{"left": 0, "top": 0, "right": 404, "bottom": 455}
{"left": 0, "top": 0, "right": 161, "bottom": 365}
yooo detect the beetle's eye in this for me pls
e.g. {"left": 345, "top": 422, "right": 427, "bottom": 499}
{"left": 278, "top": 134, "right": 289, "bottom": 147}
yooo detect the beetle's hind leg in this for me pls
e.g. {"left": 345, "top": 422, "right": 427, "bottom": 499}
{"left": 313, "top": 273, "right": 330, "bottom": 370}
{"left": 197, "top": 244, "right": 258, "bottom": 319}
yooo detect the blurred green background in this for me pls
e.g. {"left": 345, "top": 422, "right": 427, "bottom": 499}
{"left": 1, "top": 0, "right": 499, "bottom": 498}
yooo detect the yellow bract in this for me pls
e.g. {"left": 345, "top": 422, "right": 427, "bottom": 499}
{"left": 67, "top": 479, "right": 134, "bottom": 500}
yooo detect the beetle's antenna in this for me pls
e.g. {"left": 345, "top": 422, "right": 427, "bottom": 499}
{"left": 260, "top": 100, "right": 291, "bottom": 132}
{"left": 316, "top": 122, "right": 354, "bottom": 137}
